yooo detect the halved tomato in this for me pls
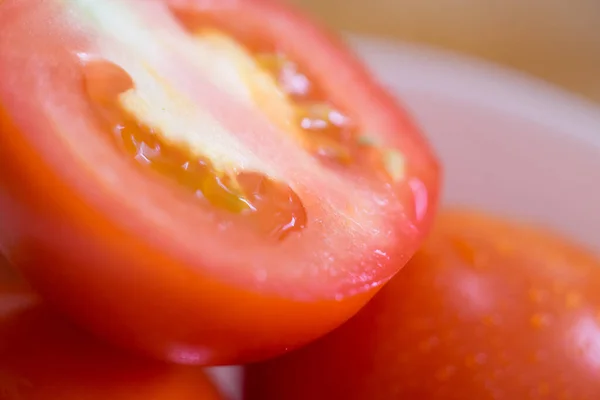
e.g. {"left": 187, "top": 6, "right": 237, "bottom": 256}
{"left": 0, "top": 0, "right": 439, "bottom": 364}
{"left": 0, "top": 271, "right": 223, "bottom": 399}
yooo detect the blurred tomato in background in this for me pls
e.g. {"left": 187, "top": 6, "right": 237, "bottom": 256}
{"left": 245, "top": 210, "right": 600, "bottom": 399}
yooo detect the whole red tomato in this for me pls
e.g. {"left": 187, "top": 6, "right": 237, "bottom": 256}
{"left": 0, "top": 268, "right": 223, "bottom": 399}
{"left": 0, "top": 0, "right": 439, "bottom": 365}
{"left": 245, "top": 210, "right": 600, "bottom": 399}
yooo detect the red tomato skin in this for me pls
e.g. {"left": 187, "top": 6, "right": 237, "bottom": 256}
{"left": 0, "top": 0, "right": 439, "bottom": 365}
{"left": 245, "top": 210, "right": 600, "bottom": 400}
{"left": 0, "top": 282, "right": 223, "bottom": 400}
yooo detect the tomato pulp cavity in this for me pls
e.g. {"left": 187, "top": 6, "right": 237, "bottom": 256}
{"left": 0, "top": 0, "right": 439, "bottom": 364}
{"left": 245, "top": 210, "right": 600, "bottom": 399}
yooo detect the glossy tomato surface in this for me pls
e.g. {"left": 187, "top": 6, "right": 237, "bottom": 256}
{"left": 0, "top": 0, "right": 439, "bottom": 365}
{"left": 245, "top": 210, "right": 600, "bottom": 399}
{"left": 0, "top": 272, "right": 222, "bottom": 399}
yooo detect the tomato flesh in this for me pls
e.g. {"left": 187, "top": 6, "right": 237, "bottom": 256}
{"left": 0, "top": 0, "right": 439, "bottom": 365}
{"left": 245, "top": 210, "right": 600, "bottom": 399}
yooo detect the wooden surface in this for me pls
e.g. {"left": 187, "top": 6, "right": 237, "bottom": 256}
{"left": 289, "top": 0, "right": 600, "bottom": 104}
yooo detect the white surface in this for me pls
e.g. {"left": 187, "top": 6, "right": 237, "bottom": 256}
{"left": 351, "top": 34, "right": 600, "bottom": 253}
{"left": 209, "top": 35, "right": 600, "bottom": 399}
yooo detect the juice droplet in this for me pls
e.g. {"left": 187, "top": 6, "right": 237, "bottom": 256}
{"left": 236, "top": 172, "right": 307, "bottom": 240}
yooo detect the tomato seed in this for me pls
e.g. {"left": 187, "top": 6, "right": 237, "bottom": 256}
{"left": 83, "top": 59, "right": 306, "bottom": 240}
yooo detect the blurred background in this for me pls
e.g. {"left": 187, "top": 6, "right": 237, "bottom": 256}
{"left": 289, "top": 0, "right": 600, "bottom": 104}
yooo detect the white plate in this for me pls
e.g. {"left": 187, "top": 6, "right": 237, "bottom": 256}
{"left": 209, "top": 34, "right": 600, "bottom": 400}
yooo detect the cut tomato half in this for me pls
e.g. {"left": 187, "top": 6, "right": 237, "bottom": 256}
{"left": 0, "top": 273, "right": 223, "bottom": 399}
{"left": 0, "top": 0, "right": 440, "bottom": 364}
